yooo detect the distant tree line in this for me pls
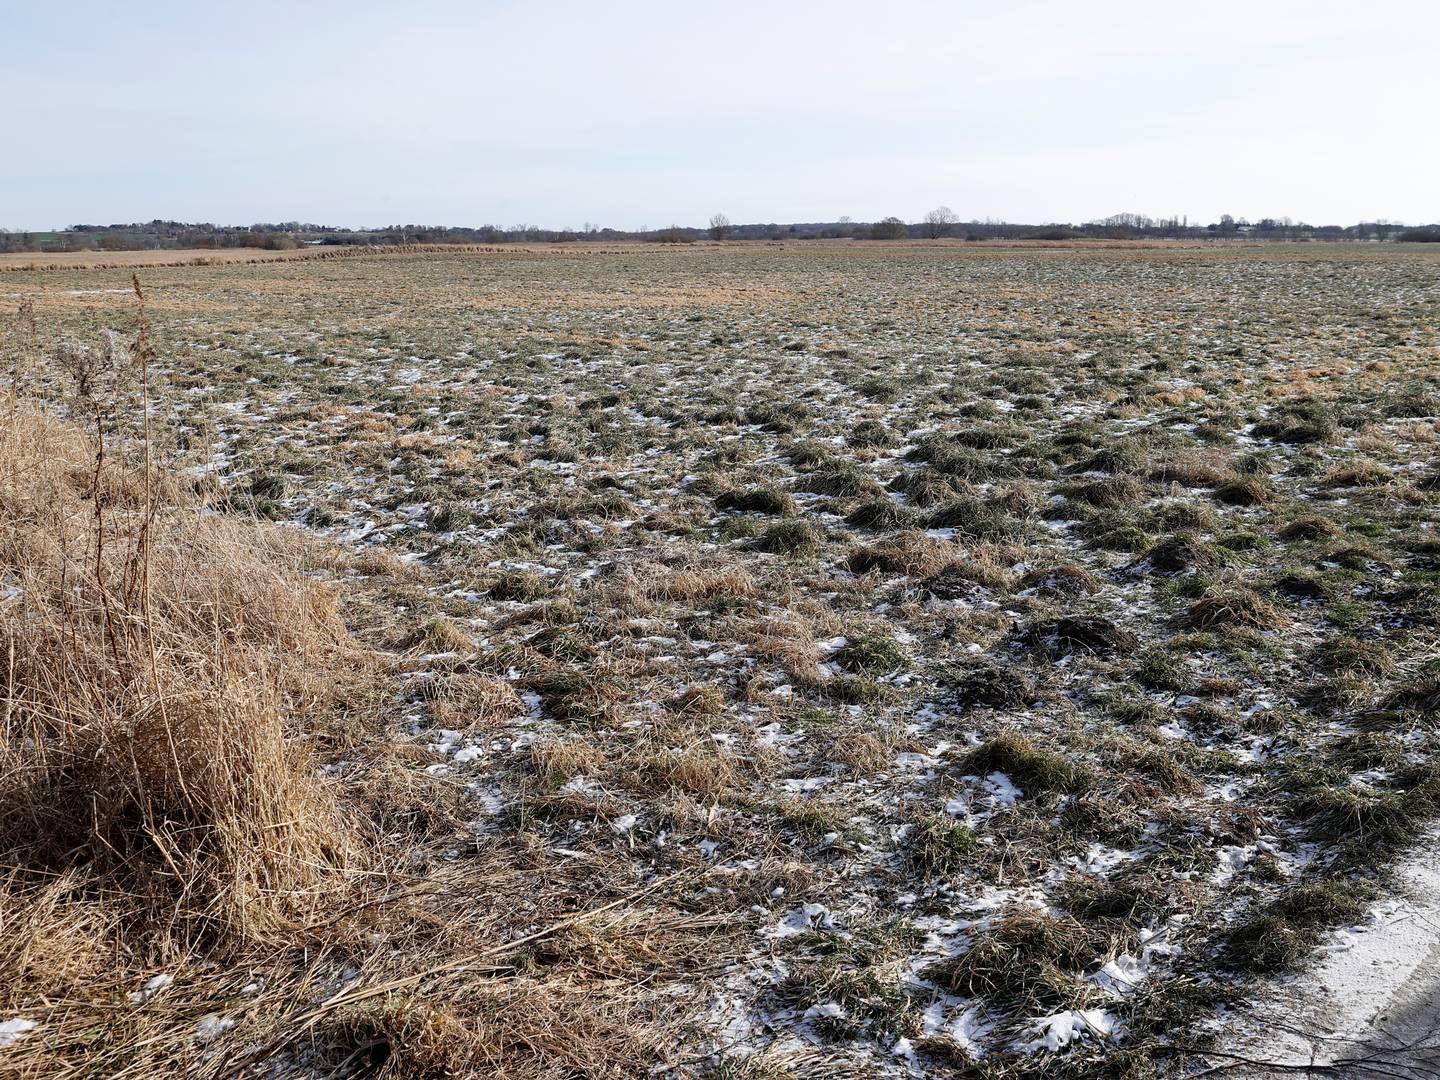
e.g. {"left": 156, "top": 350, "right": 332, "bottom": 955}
{"left": 2, "top": 213, "right": 1437, "bottom": 253}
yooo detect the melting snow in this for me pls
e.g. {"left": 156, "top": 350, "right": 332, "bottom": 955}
{"left": 195, "top": 1014, "right": 235, "bottom": 1042}
{"left": 0, "top": 1018, "right": 37, "bottom": 1046}
{"left": 128, "top": 973, "right": 173, "bottom": 1004}
{"left": 1024, "top": 1008, "right": 1119, "bottom": 1052}
{"left": 770, "top": 903, "right": 840, "bottom": 938}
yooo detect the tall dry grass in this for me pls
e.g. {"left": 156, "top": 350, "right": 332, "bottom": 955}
{"left": 0, "top": 303, "right": 384, "bottom": 1074}
{"left": 0, "top": 406, "right": 361, "bottom": 934}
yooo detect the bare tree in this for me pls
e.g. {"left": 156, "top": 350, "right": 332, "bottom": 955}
{"left": 924, "top": 205, "right": 959, "bottom": 239}
{"left": 708, "top": 213, "right": 731, "bottom": 241}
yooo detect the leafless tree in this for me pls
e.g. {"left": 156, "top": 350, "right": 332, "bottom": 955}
{"left": 924, "top": 205, "right": 959, "bottom": 239}
{"left": 708, "top": 213, "right": 731, "bottom": 241}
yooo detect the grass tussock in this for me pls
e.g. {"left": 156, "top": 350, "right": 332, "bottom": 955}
{"left": 903, "top": 815, "right": 979, "bottom": 875}
{"left": 1183, "top": 587, "right": 1287, "bottom": 631}
{"left": 648, "top": 564, "right": 756, "bottom": 602}
{"left": 960, "top": 732, "right": 1093, "bottom": 797}
{"left": 0, "top": 404, "right": 364, "bottom": 943}
{"left": 751, "top": 518, "right": 822, "bottom": 555}
{"left": 924, "top": 909, "right": 1106, "bottom": 1012}
{"left": 847, "top": 530, "right": 960, "bottom": 577}
{"left": 0, "top": 390, "right": 395, "bottom": 1075}
{"left": 1225, "top": 880, "right": 1375, "bottom": 972}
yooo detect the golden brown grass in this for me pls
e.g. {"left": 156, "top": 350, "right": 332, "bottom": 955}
{"left": 0, "top": 398, "right": 363, "bottom": 930}
{"left": 744, "top": 612, "right": 825, "bottom": 688}
{"left": 0, "top": 242, "right": 640, "bottom": 274}
{"left": 846, "top": 530, "right": 962, "bottom": 578}
{"left": 645, "top": 564, "right": 755, "bottom": 603}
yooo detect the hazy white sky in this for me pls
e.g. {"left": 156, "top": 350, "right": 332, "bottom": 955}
{"left": 3, "top": 0, "right": 1437, "bottom": 230}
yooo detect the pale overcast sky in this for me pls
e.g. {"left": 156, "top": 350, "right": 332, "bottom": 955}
{"left": 3, "top": 0, "right": 1436, "bottom": 230}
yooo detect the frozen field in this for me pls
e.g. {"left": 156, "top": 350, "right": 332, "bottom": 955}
{"left": 4, "top": 239, "right": 1439, "bottom": 1077}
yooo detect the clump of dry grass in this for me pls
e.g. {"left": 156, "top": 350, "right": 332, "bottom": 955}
{"left": 1065, "top": 474, "right": 1147, "bottom": 508}
{"left": 0, "top": 399, "right": 364, "bottom": 944}
{"left": 631, "top": 742, "right": 744, "bottom": 799}
{"left": 745, "top": 612, "right": 825, "bottom": 687}
{"left": 924, "top": 909, "right": 1107, "bottom": 1012}
{"left": 1278, "top": 514, "right": 1343, "bottom": 541}
{"left": 831, "top": 726, "right": 907, "bottom": 776}
{"left": 528, "top": 735, "right": 607, "bottom": 785}
{"left": 1322, "top": 460, "right": 1392, "bottom": 488}
{"left": 405, "top": 613, "right": 476, "bottom": 652}
{"left": 1137, "top": 531, "right": 1223, "bottom": 575}
{"left": 1017, "top": 561, "right": 1101, "bottom": 596}
{"left": 645, "top": 563, "right": 755, "bottom": 602}
{"left": 670, "top": 682, "right": 727, "bottom": 717}
{"left": 1211, "top": 477, "right": 1273, "bottom": 507}
{"left": 604, "top": 561, "right": 760, "bottom": 613}
{"left": 1151, "top": 450, "right": 1235, "bottom": 487}
{"left": 960, "top": 731, "right": 1094, "bottom": 797}
{"left": 424, "top": 670, "right": 527, "bottom": 729}
{"left": 1182, "top": 586, "right": 1287, "bottom": 630}
{"left": 847, "top": 530, "right": 960, "bottom": 577}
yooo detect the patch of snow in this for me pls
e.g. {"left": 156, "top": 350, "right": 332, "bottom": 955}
{"left": 1071, "top": 844, "right": 1138, "bottom": 875}
{"left": 783, "top": 776, "right": 832, "bottom": 793}
{"left": 922, "top": 1003, "right": 996, "bottom": 1055}
{"left": 1212, "top": 843, "right": 1264, "bottom": 884}
{"left": 0, "top": 1018, "right": 37, "bottom": 1046}
{"left": 195, "top": 1014, "right": 235, "bottom": 1043}
{"left": 1024, "top": 1008, "right": 1119, "bottom": 1052}
{"left": 128, "top": 973, "right": 173, "bottom": 1004}
{"left": 770, "top": 903, "right": 841, "bottom": 939}
{"left": 980, "top": 772, "right": 1021, "bottom": 807}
